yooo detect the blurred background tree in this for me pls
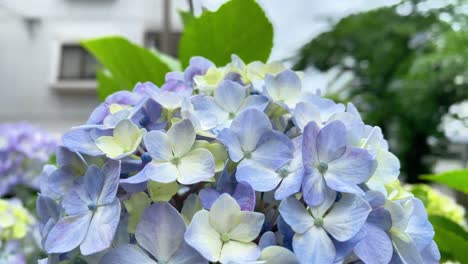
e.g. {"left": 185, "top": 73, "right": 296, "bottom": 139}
{"left": 294, "top": 0, "right": 468, "bottom": 182}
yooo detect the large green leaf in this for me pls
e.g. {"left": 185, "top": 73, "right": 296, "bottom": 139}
{"left": 429, "top": 215, "right": 468, "bottom": 262}
{"left": 81, "top": 36, "right": 171, "bottom": 100}
{"left": 422, "top": 170, "right": 468, "bottom": 194}
{"left": 179, "top": 0, "right": 273, "bottom": 67}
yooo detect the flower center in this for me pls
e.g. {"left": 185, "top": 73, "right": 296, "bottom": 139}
{"left": 314, "top": 218, "right": 324, "bottom": 227}
{"left": 278, "top": 168, "right": 289, "bottom": 178}
{"left": 229, "top": 112, "right": 236, "bottom": 119}
{"left": 244, "top": 151, "right": 252, "bottom": 159}
{"left": 171, "top": 157, "right": 181, "bottom": 166}
{"left": 317, "top": 162, "right": 328, "bottom": 174}
{"left": 141, "top": 153, "right": 152, "bottom": 164}
{"left": 221, "top": 233, "right": 230, "bottom": 243}
{"left": 87, "top": 202, "right": 97, "bottom": 211}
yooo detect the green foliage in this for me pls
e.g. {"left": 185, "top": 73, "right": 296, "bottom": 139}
{"left": 147, "top": 180, "right": 179, "bottom": 202}
{"left": 179, "top": 0, "right": 273, "bottom": 67}
{"left": 429, "top": 215, "right": 468, "bottom": 262}
{"left": 81, "top": 36, "right": 171, "bottom": 100}
{"left": 123, "top": 192, "right": 151, "bottom": 233}
{"left": 422, "top": 170, "right": 468, "bottom": 194}
{"left": 294, "top": 1, "right": 468, "bottom": 181}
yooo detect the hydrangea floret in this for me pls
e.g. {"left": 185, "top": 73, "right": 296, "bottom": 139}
{"left": 37, "top": 55, "right": 440, "bottom": 264}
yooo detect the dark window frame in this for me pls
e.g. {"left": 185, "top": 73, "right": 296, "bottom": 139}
{"left": 59, "top": 44, "right": 97, "bottom": 80}
{"left": 144, "top": 31, "right": 182, "bottom": 57}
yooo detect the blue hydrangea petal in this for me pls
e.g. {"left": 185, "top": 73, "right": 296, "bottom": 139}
{"left": 190, "top": 96, "right": 227, "bottom": 130}
{"left": 217, "top": 129, "right": 244, "bottom": 162}
{"left": 80, "top": 199, "right": 121, "bottom": 255}
{"left": 316, "top": 121, "right": 346, "bottom": 163}
{"left": 239, "top": 95, "right": 269, "bottom": 113}
{"left": 354, "top": 224, "right": 392, "bottom": 264}
{"left": 199, "top": 188, "right": 221, "bottom": 210}
{"left": 391, "top": 231, "right": 424, "bottom": 264}
{"left": 236, "top": 160, "right": 281, "bottom": 192}
{"left": 100, "top": 244, "right": 156, "bottom": 264}
{"left": 420, "top": 241, "right": 441, "bottom": 264}
{"left": 327, "top": 147, "right": 375, "bottom": 184}
{"left": 251, "top": 131, "right": 294, "bottom": 170}
{"left": 232, "top": 181, "right": 256, "bottom": 212}
{"left": 62, "top": 129, "right": 105, "bottom": 156}
{"left": 44, "top": 211, "right": 92, "bottom": 254}
{"left": 294, "top": 102, "right": 321, "bottom": 131}
{"left": 258, "top": 232, "right": 277, "bottom": 249}
{"left": 302, "top": 121, "right": 320, "bottom": 169}
{"left": 135, "top": 203, "right": 186, "bottom": 262}
{"left": 274, "top": 167, "right": 304, "bottom": 201}
{"left": 144, "top": 131, "right": 173, "bottom": 161}
{"left": 230, "top": 109, "right": 272, "bottom": 153}
{"left": 278, "top": 197, "right": 314, "bottom": 234}
{"left": 98, "top": 160, "right": 121, "bottom": 205}
{"left": 309, "top": 189, "right": 336, "bottom": 219}
{"left": 214, "top": 80, "right": 247, "bottom": 114}
{"left": 405, "top": 198, "right": 435, "bottom": 251}
{"left": 293, "top": 226, "right": 335, "bottom": 264}
{"left": 301, "top": 169, "right": 329, "bottom": 207}
{"left": 168, "top": 241, "right": 208, "bottom": 264}
{"left": 323, "top": 194, "right": 371, "bottom": 242}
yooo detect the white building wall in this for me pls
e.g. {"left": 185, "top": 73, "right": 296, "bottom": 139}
{"left": 0, "top": 0, "right": 186, "bottom": 132}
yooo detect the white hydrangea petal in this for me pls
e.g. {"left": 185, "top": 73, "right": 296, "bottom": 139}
{"left": 219, "top": 241, "right": 260, "bottom": 264}
{"left": 229, "top": 211, "right": 265, "bottom": 242}
{"left": 209, "top": 194, "right": 242, "bottom": 234}
{"left": 185, "top": 210, "right": 222, "bottom": 262}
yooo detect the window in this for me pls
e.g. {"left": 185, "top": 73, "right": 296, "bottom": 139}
{"left": 59, "top": 45, "right": 98, "bottom": 80}
{"left": 144, "top": 31, "right": 182, "bottom": 57}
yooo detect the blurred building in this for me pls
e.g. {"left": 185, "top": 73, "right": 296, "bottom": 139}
{"left": 0, "top": 0, "right": 186, "bottom": 132}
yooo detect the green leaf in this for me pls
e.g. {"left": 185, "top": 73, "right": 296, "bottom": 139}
{"left": 179, "top": 10, "right": 195, "bottom": 26}
{"left": 81, "top": 36, "right": 171, "bottom": 100}
{"left": 429, "top": 215, "right": 468, "bottom": 262}
{"left": 123, "top": 192, "right": 151, "bottom": 233}
{"left": 147, "top": 180, "right": 179, "bottom": 202}
{"left": 179, "top": 0, "right": 273, "bottom": 67}
{"left": 421, "top": 170, "right": 468, "bottom": 194}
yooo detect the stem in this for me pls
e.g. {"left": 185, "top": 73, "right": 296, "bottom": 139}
{"left": 129, "top": 154, "right": 141, "bottom": 160}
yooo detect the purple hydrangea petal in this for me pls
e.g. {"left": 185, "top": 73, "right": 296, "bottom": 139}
{"left": 135, "top": 203, "right": 186, "bottom": 262}
{"left": 100, "top": 244, "right": 156, "bottom": 264}
{"left": 80, "top": 199, "right": 121, "bottom": 255}
{"left": 293, "top": 226, "right": 336, "bottom": 264}
{"left": 44, "top": 211, "right": 93, "bottom": 254}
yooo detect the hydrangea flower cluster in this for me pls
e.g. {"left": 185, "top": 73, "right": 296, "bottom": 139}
{"left": 0, "top": 198, "right": 35, "bottom": 263}
{"left": 0, "top": 122, "right": 58, "bottom": 196}
{"left": 38, "top": 55, "right": 440, "bottom": 264}
{"left": 440, "top": 100, "right": 468, "bottom": 143}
